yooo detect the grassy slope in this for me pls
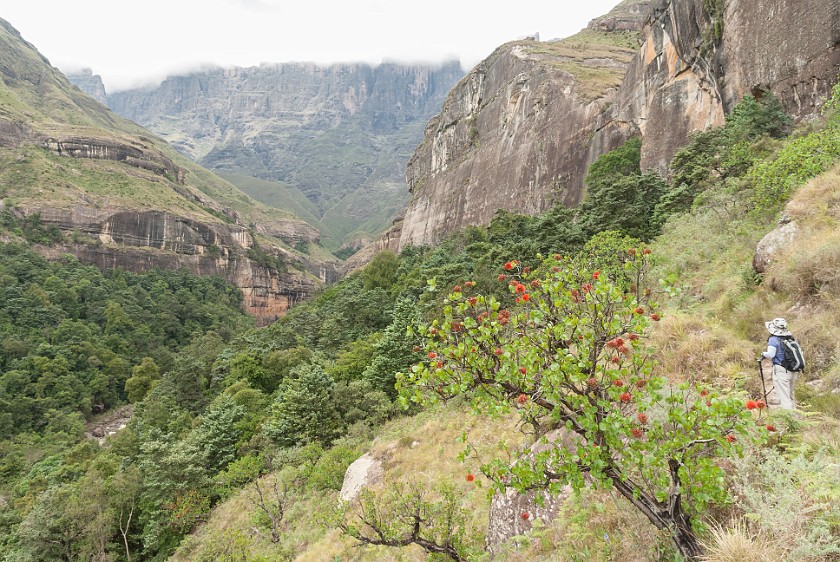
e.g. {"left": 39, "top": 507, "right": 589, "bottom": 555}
{"left": 171, "top": 156, "right": 840, "bottom": 560}
{"left": 0, "top": 18, "right": 318, "bottom": 256}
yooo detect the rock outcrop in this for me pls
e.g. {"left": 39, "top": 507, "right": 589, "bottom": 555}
{"left": 338, "top": 453, "right": 384, "bottom": 503}
{"left": 66, "top": 68, "right": 107, "bottom": 105}
{"left": 753, "top": 219, "right": 799, "bottom": 274}
{"left": 395, "top": 0, "right": 840, "bottom": 249}
{"left": 397, "top": 3, "right": 648, "bottom": 248}
{"left": 0, "top": 17, "right": 331, "bottom": 324}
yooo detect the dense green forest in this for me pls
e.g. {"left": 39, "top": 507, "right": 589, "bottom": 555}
{"left": 1, "top": 87, "right": 839, "bottom": 561}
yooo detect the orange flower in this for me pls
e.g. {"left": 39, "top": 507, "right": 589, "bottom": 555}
{"left": 466, "top": 473, "right": 475, "bottom": 482}
{"left": 504, "top": 262, "right": 513, "bottom": 271}
{"left": 516, "top": 393, "right": 529, "bottom": 404}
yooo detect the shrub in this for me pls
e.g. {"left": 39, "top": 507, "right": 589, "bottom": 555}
{"left": 400, "top": 252, "right": 763, "bottom": 560}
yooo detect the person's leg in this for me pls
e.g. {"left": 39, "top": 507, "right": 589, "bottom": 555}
{"left": 772, "top": 365, "right": 795, "bottom": 409}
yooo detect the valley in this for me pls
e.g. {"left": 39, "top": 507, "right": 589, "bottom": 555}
{"left": 1, "top": 1, "right": 839, "bottom": 561}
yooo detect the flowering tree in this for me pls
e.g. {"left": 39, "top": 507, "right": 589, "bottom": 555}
{"left": 398, "top": 252, "right": 759, "bottom": 560}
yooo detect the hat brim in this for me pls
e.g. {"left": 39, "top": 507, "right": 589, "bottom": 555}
{"left": 765, "top": 321, "right": 792, "bottom": 337}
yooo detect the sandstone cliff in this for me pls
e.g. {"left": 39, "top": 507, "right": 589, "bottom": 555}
{"left": 398, "top": 3, "right": 648, "bottom": 248}
{"left": 0, "top": 17, "right": 332, "bottom": 324}
{"left": 396, "top": 0, "right": 840, "bottom": 248}
{"left": 106, "top": 62, "right": 464, "bottom": 247}
{"left": 66, "top": 68, "right": 107, "bottom": 105}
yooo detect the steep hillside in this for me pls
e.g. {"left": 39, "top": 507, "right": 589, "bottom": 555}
{"left": 167, "top": 87, "right": 840, "bottom": 562}
{"left": 395, "top": 0, "right": 840, "bottom": 248}
{"left": 0, "top": 17, "right": 337, "bottom": 324}
{"left": 106, "top": 61, "right": 464, "bottom": 249}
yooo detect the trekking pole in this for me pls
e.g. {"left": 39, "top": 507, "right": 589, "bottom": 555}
{"left": 757, "top": 359, "right": 770, "bottom": 410}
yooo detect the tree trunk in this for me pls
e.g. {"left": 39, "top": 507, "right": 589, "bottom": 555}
{"left": 606, "top": 465, "right": 704, "bottom": 561}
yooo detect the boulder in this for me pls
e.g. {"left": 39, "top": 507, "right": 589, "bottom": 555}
{"left": 339, "top": 453, "right": 383, "bottom": 503}
{"left": 753, "top": 220, "right": 799, "bottom": 274}
{"left": 486, "top": 485, "right": 571, "bottom": 554}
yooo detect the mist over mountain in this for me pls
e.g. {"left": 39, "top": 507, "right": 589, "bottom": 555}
{"left": 104, "top": 61, "right": 464, "bottom": 250}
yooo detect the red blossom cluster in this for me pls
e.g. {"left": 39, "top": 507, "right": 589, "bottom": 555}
{"left": 637, "top": 412, "right": 648, "bottom": 424}
{"left": 593, "top": 271, "right": 600, "bottom": 280}
{"left": 650, "top": 313, "right": 661, "bottom": 321}
{"left": 631, "top": 427, "right": 644, "bottom": 438}
{"left": 465, "top": 473, "right": 475, "bottom": 482}
{"left": 520, "top": 512, "right": 530, "bottom": 520}
{"left": 620, "top": 392, "right": 632, "bottom": 403}
{"left": 745, "top": 399, "right": 758, "bottom": 410}
{"left": 516, "top": 393, "right": 529, "bottom": 404}
{"left": 612, "top": 380, "right": 624, "bottom": 387}
{"left": 606, "top": 337, "right": 625, "bottom": 349}
{"left": 498, "top": 310, "right": 511, "bottom": 325}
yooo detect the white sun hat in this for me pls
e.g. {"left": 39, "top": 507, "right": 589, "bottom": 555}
{"left": 765, "top": 317, "right": 792, "bottom": 337}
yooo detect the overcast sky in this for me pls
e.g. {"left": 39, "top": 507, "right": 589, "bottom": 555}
{"left": 3, "top": 0, "right": 624, "bottom": 92}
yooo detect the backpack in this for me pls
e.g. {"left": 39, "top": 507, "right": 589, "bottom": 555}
{"left": 779, "top": 336, "right": 806, "bottom": 372}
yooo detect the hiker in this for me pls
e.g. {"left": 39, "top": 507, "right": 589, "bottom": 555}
{"left": 761, "top": 317, "right": 801, "bottom": 410}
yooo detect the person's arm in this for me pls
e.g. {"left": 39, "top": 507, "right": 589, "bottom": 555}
{"left": 762, "top": 345, "right": 777, "bottom": 359}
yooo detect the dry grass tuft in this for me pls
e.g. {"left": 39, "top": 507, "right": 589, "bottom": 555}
{"left": 701, "top": 521, "right": 784, "bottom": 562}
{"left": 650, "top": 313, "right": 753, "bottom": 387}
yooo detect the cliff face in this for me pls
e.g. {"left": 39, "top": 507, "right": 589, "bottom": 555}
{"left": 66, "top": 68, "right": 107, "bottom": 105}
{"left": 107, "top": 62, "right": 464, "bottom": 247}
{"left": 398, "top": 3, "right": 649, "bottom": 248}
{"left": 397, "top": 0, "right": 840, "bottom": 248}
{"left": 615, "top": 0, "right": 840, "bottom": 173}
{"left": 0, "top": 17, "right": 332, "bottom": 324}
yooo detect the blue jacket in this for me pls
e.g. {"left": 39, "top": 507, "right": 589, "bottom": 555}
{"left": 768, "top": 335, "right": 785, "bottom": 366}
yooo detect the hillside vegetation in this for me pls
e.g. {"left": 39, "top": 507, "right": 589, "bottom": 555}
{"left": 1, "top": 43, "right": 839, "bottom": 561}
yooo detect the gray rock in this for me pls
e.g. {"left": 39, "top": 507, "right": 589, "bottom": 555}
{"left": 753, "top": 221, "right": 799, "bottom": 274}
{"left": 339, "top": 453, "right": 383, "bottom": 504}
{"left": 486, "top": 485, "right": 571, "bottom": 555}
